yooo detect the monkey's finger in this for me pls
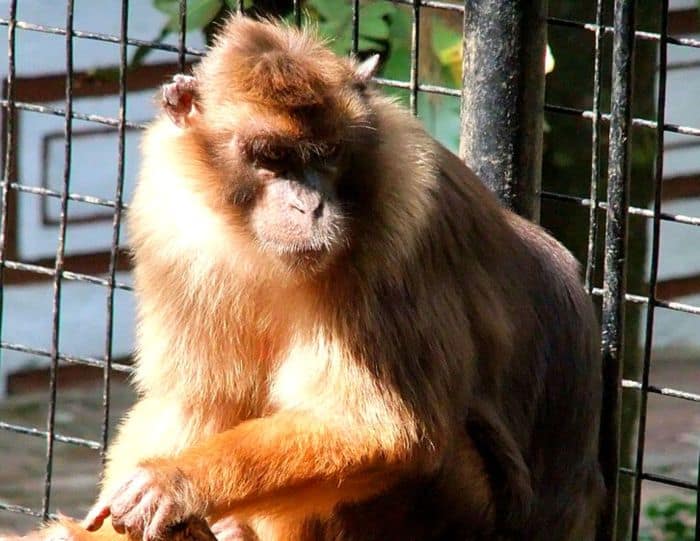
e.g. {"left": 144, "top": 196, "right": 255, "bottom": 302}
{"left": 83, "top": 474, "right": 140, "bottom": 531}
{"left": 111, "top": 498, "right": 150, "bottom": 536}
{"left": 112, "top": 490, "right": 159, "bottom": 540}
{"left": 213, "top": 525, "right": 255, "bottom": 541}
{"left": 111, "top": 520, "right": 126, "bottom": 536}
{"left": 209, "top": 516, "right": 242, "bottom": 537}
{"left": 82, "top": 500, "right": 112, "bottom": 531}
{"left": 109, "top": 473, "right": 153, "bottom": 520}
{"left": 144, "top": 500, "right": 177, "bottom": 541}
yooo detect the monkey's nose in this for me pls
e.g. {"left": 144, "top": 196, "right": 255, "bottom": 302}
{"left": 288, "top": 191, "right": 323, "bottom": 216}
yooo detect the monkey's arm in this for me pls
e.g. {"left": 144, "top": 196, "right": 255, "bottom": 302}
{"left": 83, "top": 408, "right": 443, "bottom": 540}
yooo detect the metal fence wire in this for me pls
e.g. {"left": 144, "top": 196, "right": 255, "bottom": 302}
{"left": 0, "top": 1, "right": 698, "bottom": 540}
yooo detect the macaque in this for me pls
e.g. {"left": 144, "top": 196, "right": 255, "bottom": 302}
{"left": 11, "top": 15, "right": 603, "bottom": 541}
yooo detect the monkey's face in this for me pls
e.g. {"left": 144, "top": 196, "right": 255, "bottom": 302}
{"left": 168, "top": 17, "right": 384, "bottom": 274}
{"left": 232, "top": 137, "right": 349, "bottom": 268}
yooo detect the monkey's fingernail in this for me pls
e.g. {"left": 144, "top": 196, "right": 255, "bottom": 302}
{"left": 82, "top": 518, "right": 100, "bottom": 532}
{"left": 82, "top": 505, "right": 110, "bottom": 531}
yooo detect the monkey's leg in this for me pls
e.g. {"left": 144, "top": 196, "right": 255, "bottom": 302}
{"left": 321, "top": 435, "right": 497, "bottom": 541}
{"left": 466, "top": 402, "right": 533, "bottom": 530}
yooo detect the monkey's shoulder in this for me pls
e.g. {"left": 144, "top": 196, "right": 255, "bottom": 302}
{"left": 433, "top": 143, "right": 582, "bottom": 283}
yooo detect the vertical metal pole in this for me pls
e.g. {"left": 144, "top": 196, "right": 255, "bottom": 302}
{"left": 293, "top": 0, "right": 301, "bottom": 27}
{"left": 351, "top": 0, "right": 359, "bottom": 56}
{"left": 695, "top": 451, "right": 700, "bottom": 541}
{"left": 459, "top": 0, "right": 547, "bottom": 221}
{"left": 630, "top": 0, "right": 668, "bottom": 537}
{"left": 44, "top": 0, "right": 75, "bottom": 519}
{"left": 0, "top": 0, "right": 17, "bottom": 395}
{"left": 584, "top": 0, "right": 605, "bottom": 294}
{"left": 409, "top": 0, "right": 420, "bottom": 116}
{"left": 101, "top": 0, "right": 129, "bottom": 460}
{"left": 598, "top": 1, "right": 637, "bottom": 540}
{"left": 177, "top": 0, "right": 187, "bottom": 72}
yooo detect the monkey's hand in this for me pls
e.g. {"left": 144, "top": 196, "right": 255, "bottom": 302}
{"left": 82, "top": 461, "right": 207, "bottom": 541}
{"left": 210, "top": 516, "right": 259, "bottom": 541}
{"left": 162, "top": 74, "right": 198, "bottom": 128}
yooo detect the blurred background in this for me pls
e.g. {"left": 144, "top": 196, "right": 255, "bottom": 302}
{"left": 0, "top": 1, "right": 698, "bottom": 539}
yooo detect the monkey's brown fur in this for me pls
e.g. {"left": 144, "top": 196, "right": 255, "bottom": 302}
{"left": 17, "top": 16, "right": 603, "bottom": 541}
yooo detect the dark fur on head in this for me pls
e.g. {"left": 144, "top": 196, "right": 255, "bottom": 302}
{"left": 194, "top": 16, "right": 372, "bottom": 134}
{"left": 200, "top": 16, "right": 347, "bottom": 107}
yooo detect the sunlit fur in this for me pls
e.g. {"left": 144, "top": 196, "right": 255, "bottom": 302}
{"left": 21, "top": 15, "right": 603, "bottom": 541}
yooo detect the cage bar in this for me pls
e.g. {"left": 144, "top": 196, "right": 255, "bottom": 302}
{"left": 458, "top": 0, "right": 547, "bottom": 221}
{"left": 0, "top": 0, "right": 17, "bottom": 379}
{"left": 100, "top": 0, "right": 130, "bottom": 457}
{"left": 0, "top": 1, "right": 698, "bottom": 537}
{"left": 630, "top": 0, "right": 669, "bottom": 538}
{"left": 584, "top": 0, "right": 604, "bottom": 293}
{"left": 598, "top": 0, "right": 637, "bottom": 539}
{"left": 41, "top": 0, "right": 75, "bottom": 519}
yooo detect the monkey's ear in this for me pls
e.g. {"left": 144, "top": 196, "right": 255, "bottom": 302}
{"left": 354, "top": 54, "right": 381, "bottom": 85}
{"left": 161, "top": 74, "right": 199, "bottom": 128}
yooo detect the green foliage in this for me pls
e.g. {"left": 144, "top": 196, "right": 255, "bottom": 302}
{"left": 305, "top": 0, "right": 396, "bottom": 54}
{"left": 142, "top": 0, "right": 466, "bottom": 150}
{"left": 133, "top": 0, "right": 238, "bottom": 66}
{"left": 430, "top": 17, "right": 461, "bottom": 84}
{"left": 306, "top": 0, "right": 463, "bottom": 149}
{"left": 639, "top": 496, "right": 697, "bottom": 541}
{"left": 153, "top": 0, "right": 224, "bottom": 32}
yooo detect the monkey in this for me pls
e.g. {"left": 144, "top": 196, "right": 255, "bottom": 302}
{"left": 6, "top": 15, "right": 605, "bottom": 541}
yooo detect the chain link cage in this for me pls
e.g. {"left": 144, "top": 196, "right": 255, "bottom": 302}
{"left": 0, "top": 1, "right": 698, "bottom": 540}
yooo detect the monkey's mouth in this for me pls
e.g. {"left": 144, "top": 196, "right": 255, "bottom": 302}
{"left": 249, "top": 195, "right": 347, "bottom": 268}
{"left": 258, "top": 236, "right": 337, "bottom": 263}
{"left": 254, "top": 237, "right": 339, "bottom": 275}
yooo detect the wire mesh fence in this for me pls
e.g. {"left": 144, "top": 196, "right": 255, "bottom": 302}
{"left": 0, "top": 1, "right": 697, "bottom": 539}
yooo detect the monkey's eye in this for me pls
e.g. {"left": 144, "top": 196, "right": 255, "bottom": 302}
{"left": 255, "top": 148, "right": 291, "bottom": 172}
{"left": 265, "top": 147, "right": 287, "bottom": 161}
{"left": 320, "top": 144, "right": 342, "bottom": 166}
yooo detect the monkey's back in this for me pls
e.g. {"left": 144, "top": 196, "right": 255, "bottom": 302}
{"left": 434, "top": 145, "right": 605, "bottom": 539}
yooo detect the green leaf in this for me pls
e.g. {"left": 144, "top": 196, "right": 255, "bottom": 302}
{"left": 308, "top": 0, "right": 394, "bottom": 55}
{"left": 430, "top": 16, "right": 462, "bottom": 85}
{"left": 643, "top": 496, "right": 696, "bottom": 541}
{"left": 362, "top": 1, "right": 395, "bottom": 20}
{"left": 154, "top": 0, "right": 178, "bottom": 16}
{"left": 359, "top": 16, "right": 390, "bottom": 41}
{"left": 357, "top": 36, "right": 382, "bottom": 51}
{"left": 360, "top": 1, "right": 395, "bottom": 40}
{"left": 378, "top": 7, "right": 411, "bottom": 82}
{"left": 309, "top": 0, "right": 343, "bottom": 21}
{"left": 185, "top": 0, "right": 223, "bottom": 29}
{"left": 161, "top": 0, "right": 223, "bottom": 32}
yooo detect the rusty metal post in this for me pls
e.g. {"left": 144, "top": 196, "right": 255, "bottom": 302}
{"left": 459, "top": 0, "right": 547, "bottom": 222}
